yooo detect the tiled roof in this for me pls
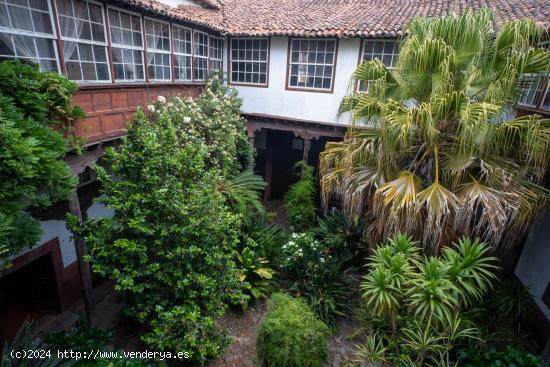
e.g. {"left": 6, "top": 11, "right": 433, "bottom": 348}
{"left": 116, "top": 0, "right": 225, "bottom": 32}
{"left": 122, "top": 0, "right": 550, "bottom": 38}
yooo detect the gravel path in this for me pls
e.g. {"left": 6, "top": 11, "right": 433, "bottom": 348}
{"left": 207, "top": 300, "right": 361, "bottom": 367}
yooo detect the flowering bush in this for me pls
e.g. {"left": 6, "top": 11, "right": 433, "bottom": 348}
{"left": 146, "top": 74, "right": 251, "bottom": 177}
{"left": 282, "top": 233, "right": 352, "bottom": 326}
{"left": 69, "top": 75, "right": 254, "bottom": 365}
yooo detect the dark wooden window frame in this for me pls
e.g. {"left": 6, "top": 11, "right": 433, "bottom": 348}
{"left": 227, "top": 36, "right": 271, "bottom": 88}
{"left": 285, "top": 37, "right": 339, "bottom": 94}
{"left": 355, "top": 38, "right": 399, "bottom": 92}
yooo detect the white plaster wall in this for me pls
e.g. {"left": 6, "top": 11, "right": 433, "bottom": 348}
{"left": 38, "top": 220, "right": 76, "bottom": 267}
{"left": 515, "top": 207, "right": 550, "bottom": 321}
{"left": 27, "top": 201, "right": 115, "bottom": 269}
{"left": 225, "top": 37, "right": 360, "bottom": 125}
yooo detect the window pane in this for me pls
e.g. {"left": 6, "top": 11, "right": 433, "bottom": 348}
{"left": 229, "top": 37, "right": 268, "bottom": 85}
{"left": 8, "top": 6, "right": 32, "bottom": 31}
{"left": 32, "top": 11, "right": 52, "bottom": 34}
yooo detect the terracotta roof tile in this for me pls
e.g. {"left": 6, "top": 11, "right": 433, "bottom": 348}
{"left": 120, "top": 0, "right": 550, "bottom": 38}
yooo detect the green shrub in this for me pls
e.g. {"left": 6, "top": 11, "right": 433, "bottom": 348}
{"left": 241, "top": 216, "right": 288, "bottom": 268}
{"left": 0, "top": 60, "right": 84, "bottom": 268}
{"left": 313, "top": 209, "right": 366, "bottom": 265}
{"left": 281, "top": 232, "right": 352, "bottom": 326}
{"left": 457, "top": 346, "right": 549, "bottom": 367}
{"left": 284, "top": 163, "right": 317, "bottom": 231}
{"left": 257, "top": 293, "right": 330, "bottom": 367}
{"left": 45, "top": 320, "right": 113, "bottom": 353}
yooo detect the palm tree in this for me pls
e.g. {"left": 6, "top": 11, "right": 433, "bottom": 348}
{"left": 319, "top": 8, "right": 550, "bottom": 253}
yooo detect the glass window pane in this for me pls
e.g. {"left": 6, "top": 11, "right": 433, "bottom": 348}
{"left": 32, "top": 11, "right": 52, "bottom": 34}
{"left": 8, "top": 6, "right": 32, "bottom": 31}
{"left": 66, "top": 61, "right": 82, "bottom": 80}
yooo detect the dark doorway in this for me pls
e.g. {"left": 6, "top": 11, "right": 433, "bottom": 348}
{"left": 0, "top": 253, "right": 61, "bottom": 343}
{"left": 255, "top": 129, "right": 304, "bottom": 200}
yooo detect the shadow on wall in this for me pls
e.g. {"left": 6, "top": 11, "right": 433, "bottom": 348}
{"left": 514, "top": 205, "right": 550, "bottom": 359}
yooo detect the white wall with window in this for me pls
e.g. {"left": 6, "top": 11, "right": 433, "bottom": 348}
{"left": 225, "top": 36, "right": 360, "bottom": 124}
{"left": 0, "top": 0, "right": 59, "bottom": 71}
{"left": 108, "top": 7, "right": 145, "bottom": 82}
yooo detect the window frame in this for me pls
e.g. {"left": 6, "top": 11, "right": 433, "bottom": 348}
{"left": 55, "top": 0, "right": 112, "bottom": 84}
{"left": 0, "top": 0, "right": 61, "bottom": 72}
{"left": 356, "top": 38, "right": 400, "bottom": 92}
{"left": 286, "top": 37, "right": 338, "bottom": 94}
{"left": 171, "top": 23, "right": 193, "bottom": 82}
{"left": 143, "top": 16, "right": 172, "bottom": 83}
{"left": 516, "top": 41, "right": 549, "bottom": 112}
{"left": 228, "top": 36, "right": 270, "bottom": 88}
{"left": 192, "top": 29, "right": 209, "bottom": 82}
{"left": 209, "top": 34, "right": 223, "bottom": 74}
{"left": 106, "top": 5, "right": 145, "bottom": 83}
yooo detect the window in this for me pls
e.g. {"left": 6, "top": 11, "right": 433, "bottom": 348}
{"left": 358, "top": 39, "right": 399, "bottom": 91}
{"left": 518, "top": 74, "right": 546, "bottom": 108}
{"left": 56, "top": 0, "right": 110, "bottom": 82}
{"left": 517, "top": 41, "right": 549, "bottom": 111}
{"left": 144, "top": 18, "right": 171, "bottom": 81}
{"left": 229, "top": 38, "right": 269, "bottom": 86}
{"left": 193, "top": 30, "right": 208, "bottom": 81}
{"left": 209, "top": 35, "right": 222, "bottom": 73}
{"left": 108, "top": 7, "right": 144, "bottom": 81}
{"left": 288, "top": 38, "right": 336, "bottom": 91}
{"left": 172, "top": 25, "right": 192, "bottom": 81}
{"left": 0, "top": 0, "right": 59, "bottom": 71}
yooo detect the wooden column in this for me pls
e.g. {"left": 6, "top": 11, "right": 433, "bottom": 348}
{"left": 302, "top": 137, "right": 311, "bottom": 165}
{"left": 68, "top": 189, "right": 94, "bottom": 325}
{"left": 264, "top": 131, "right": 273, "bottom": 201}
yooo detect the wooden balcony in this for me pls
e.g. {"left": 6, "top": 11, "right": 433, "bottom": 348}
{"left": 71, "top": 84, "right": 204, "bottom": 146}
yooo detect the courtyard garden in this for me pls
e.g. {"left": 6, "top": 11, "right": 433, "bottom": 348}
{"left": 1, "top": 8, "right": 550, "bottom": 367}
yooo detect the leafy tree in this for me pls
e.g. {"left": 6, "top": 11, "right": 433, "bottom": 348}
{"left": 0, "top": 61, "right": 83, "bottom": 268}
{"left": 357, "top": 234, "right": 497, "bottom": 366}
{"left": 319, "top": 9, "right": 550, "bottom": 253}
{"left": 69, "top": 77, "right": 257, "bottom": 364}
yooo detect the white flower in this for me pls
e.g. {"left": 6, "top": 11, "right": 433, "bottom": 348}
{"left": 183, "top": 116, "right": 191, "bottom": 123}
{"left": 147, "top": 105, "right": 155, "bottom": 112}
{"left": 157, "top": 95, "right": 166, "bottom": 103}
{"left": 167, "top": 102, "right": 174, "bottom": 108}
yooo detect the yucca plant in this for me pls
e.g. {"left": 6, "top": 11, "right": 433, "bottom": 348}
{"left": 359, "top": 234, "right": 498, "bottom": 365}
{"left": 319, "top": 9, "right": 550, "bottom": 253}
